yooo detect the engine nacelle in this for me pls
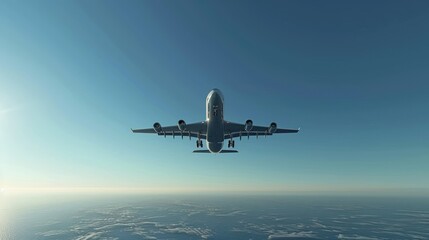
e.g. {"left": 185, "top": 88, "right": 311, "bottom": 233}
{"left": 245, "top": 119, "right": 253, "bottom": 131}
{"left": 153, "top": 122, "right": 162, "bottom": 133}
{"left": 268, "top": 122, "right": 277, "bottom": 133}
{"left": 178, "top": 119, "right": 186, "bottom": 131}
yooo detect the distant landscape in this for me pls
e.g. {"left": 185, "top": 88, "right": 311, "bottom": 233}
{"left": 1, "top": 194, "right": 429, "bottom": 240}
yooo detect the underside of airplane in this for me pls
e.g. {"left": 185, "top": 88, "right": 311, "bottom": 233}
{"left": 132, "top": 89, "right": 299, "bottom": 153}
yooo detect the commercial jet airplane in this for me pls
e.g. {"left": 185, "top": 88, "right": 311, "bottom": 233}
{"left": 132, "top": 89, "right": 299, "bottom": 153}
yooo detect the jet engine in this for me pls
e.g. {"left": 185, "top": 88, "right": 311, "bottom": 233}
{"left": 244, "top": 119, "right": 253, "bottom": 131}
{"left": 178, "top": 119, "right": 186, "bottom": 131}
{"left": 153, "top": 122, "right": 162, "bottom": 133}
{"left": 268, "top": 122, "right": 277, "bottom": 133}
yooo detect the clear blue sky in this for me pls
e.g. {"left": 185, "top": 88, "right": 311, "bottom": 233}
{"left": 1, "top": 1, "right": 428, "bottom": 194}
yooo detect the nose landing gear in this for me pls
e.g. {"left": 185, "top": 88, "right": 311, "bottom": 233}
{"left": 228, "top": 140, "right": 235, "bottom": 148}
{"left": 196, "top": 139, "right": 203, "bottom": 148}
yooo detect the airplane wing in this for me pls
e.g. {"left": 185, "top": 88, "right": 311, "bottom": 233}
{"left": 131, "top": 121, "right": 207, "bottom": 139}
{"left": 224, "top": 121, "right": 299, "bottom": 139}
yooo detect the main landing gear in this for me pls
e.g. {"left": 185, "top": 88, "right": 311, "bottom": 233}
{"left": 196, "top": 139, "right": 203, "bottom": 148}
{"left": 227, "top": 139, "right": 235, "bottom": 148}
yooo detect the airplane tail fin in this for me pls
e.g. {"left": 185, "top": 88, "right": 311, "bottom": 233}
{"left": 192, "top": 150, "right": 238, "bottom": 153}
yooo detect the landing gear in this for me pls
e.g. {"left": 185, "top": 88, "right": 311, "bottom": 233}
{"left": 196, "top": 139, "right": 203, "bottom": 148}
{"left": 228, "top": 140, "right": 235, "bottom": 148}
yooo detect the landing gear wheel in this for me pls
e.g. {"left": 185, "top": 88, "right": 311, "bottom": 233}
{"left": 228, "top": 141, "right": 231, "bottom": 148}
{"left": 232, "top": 140, "right": 235, "bottom": 148}
{"left": 196, "top": 139, "right": 203, "bottom": 148}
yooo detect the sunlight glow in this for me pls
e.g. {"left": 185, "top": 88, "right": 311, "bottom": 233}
{"left": 0, "top": 108, "right": 12, "bottom": 115}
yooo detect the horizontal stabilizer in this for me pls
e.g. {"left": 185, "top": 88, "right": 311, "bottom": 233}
{"left": 220, "top": 150, "right": 238, "bottom": 153}
{"left": 192, "top": 150, "right": 211, "bottom": 153}
{"left": 193, "top": 150, "right": 238, "bottom": 153}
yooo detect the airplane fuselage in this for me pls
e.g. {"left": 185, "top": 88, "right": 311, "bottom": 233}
{"left": 206, "top": 89, "right": 224, "bottom": 153}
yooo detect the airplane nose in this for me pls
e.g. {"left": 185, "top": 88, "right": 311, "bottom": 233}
{"left": 209, "top": 89, "right": 224, "bottom": 102}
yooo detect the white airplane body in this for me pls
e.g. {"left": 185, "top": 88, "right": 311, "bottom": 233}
{"left": 132, "top": 89, "right": 299, "bottom": 153}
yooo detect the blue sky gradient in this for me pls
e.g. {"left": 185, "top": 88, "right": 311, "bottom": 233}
{"left": 1, "top": 1, "right": 428, "bottom": 194}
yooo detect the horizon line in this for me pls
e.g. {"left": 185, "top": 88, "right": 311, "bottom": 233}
{"left": 2, "top": 187, "right": 429, "bottom": 196}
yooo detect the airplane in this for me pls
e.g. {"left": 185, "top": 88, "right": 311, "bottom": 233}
{"left": 131, "top": 89, "right": 299, "bottom": 153}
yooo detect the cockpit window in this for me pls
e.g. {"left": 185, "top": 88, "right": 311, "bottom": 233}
{"left": 213, "top": 105, "right": 218, "bottom": 116}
